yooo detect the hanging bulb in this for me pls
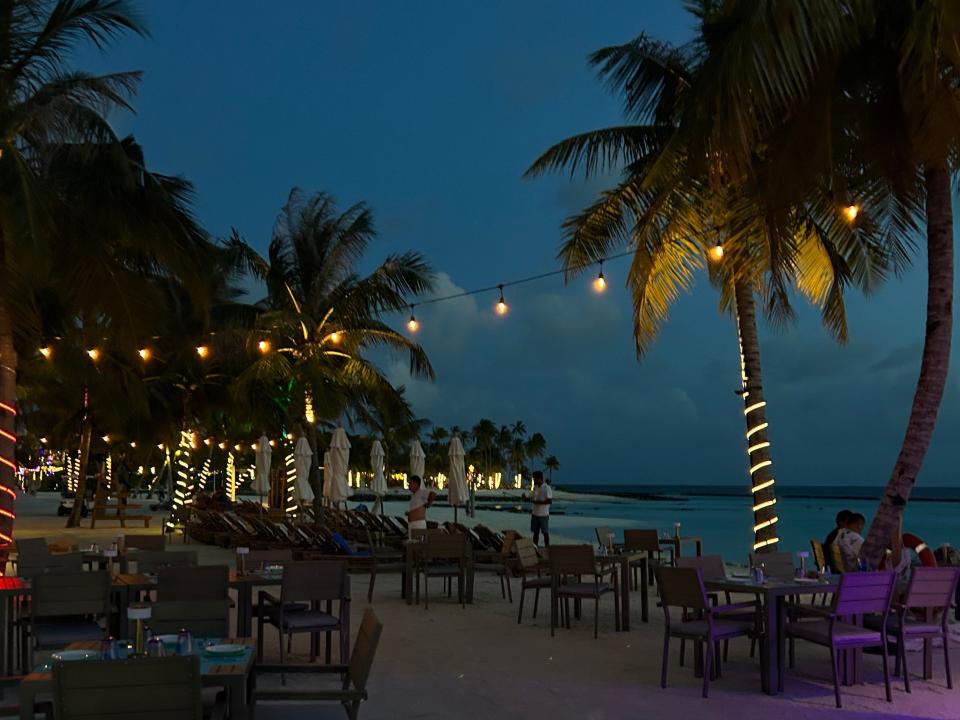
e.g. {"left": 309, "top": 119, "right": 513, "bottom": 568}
{"left": 218, "top": 441, "right": 228, "bottom": 450}
{"left": 708, "top": 243, "right": 725, "bottom": 262}
{"left": 39, "top": 346, "right": 52, "bottom": 359}
{"left": 593, "top": 264, "right": 607, "bottom": 293}
{"left": 843, "top": 204, "right": 859, "bottom": 222}
{"left": 129, "top": 441, "right": 136, "bottom": 448}
{"left": 101, "top": 435, "right": 111, "bottom": 444}
{"left": 257, "top": 340, "right": 271, "bottom": 354}
{"left": 138, "top": 348, "right": 151, "bottom": 361}
{"left": 86, "top": 348, "right": 101, "bottom": 362}
{"left": 407, "top": 305, "right": 419, "bottom": 333}
{"left": 330, "top": 331, "right": 341, "bottom": 344}
{"left": 495, "top": 285, "right": 508, "bottom": 316}
{"left": 196, "top": 345, "right": 210, "bottom": 359}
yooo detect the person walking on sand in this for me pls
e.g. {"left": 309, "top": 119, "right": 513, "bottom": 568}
{"left": 525, "top": 470, "right": 552, "bottom": 547}
{"left": 406, "top": 475, "right": 436, "bottom": 537}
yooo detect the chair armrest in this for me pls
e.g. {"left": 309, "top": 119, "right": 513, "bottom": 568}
{"left": 257, "top": 590, "right": 281, "bottom": 606}
{"left": 711, "top": 600, "right": 758, "bottom": 615}
{"left": 788, "top": 603, "right": 834, "bottom": 620}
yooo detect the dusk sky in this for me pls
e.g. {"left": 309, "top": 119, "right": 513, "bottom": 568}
{"left": 79, "top": 1, "right": 958, "bottom": 487}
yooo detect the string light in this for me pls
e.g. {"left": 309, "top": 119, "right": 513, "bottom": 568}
{"left": 745, "top": 422, "right": 768, "bottom": 440}
{"left": 138, "top": 348, "right": 151, "bottom": 361}
{"left": 39, "top": 346, "right": 52, "bottom": 359}
{"left": 753, "top": 498, "right": 777, "bottom": 512}
{"left": 747, "top": 441, "right": 771, "bottom": 454}
{"left": 218, "top": 441, "right": 228, "bottom": 450}
{"left": 407, "top": 305, "right": 419, "bottom": 333}
{"left": 329, "top": 331, "right": 341, "bottom": 344}
{"left": 86, "top": 348, "right": 100, "bottom": 362}
{"left": 0, "top": 399, "right": 16, "bottom": 549}
{"left": 167, "top": 430, "right": 192, "bottom": 531}
{"left": 196, "top": 345, "right": 210, "bottom": 359}
{"left": 284, "top": 449, "right": 298, "bottom": 514}
{"left": 843, "top": 204, "right": 859, "bottom": 222}
{"left": 226, "top": 452, "right": 236, "bottom": 501}
{"left": 129, "top": 441, "right": 136, "bottom": 448}
{"left": 101, "top": 435, "right": 111, "bottom": 444}
{"left": 258, "top": 340, "right": 271, "bottom": 354}
{"left": 593, "top": 264, "right": 607, "bottom": 293}
{"left": 495, "top": 285, "right": 508, "bottom": 316}
{"left": 708, "top": 242, "right": 725, "bottom": 262}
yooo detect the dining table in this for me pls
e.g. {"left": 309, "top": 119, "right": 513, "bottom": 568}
{"left": 402, "top": 540, "right": 476, "bottom": 606}
{"left": 17, "top": 637, "right": 257, "bottom": 720}
{"left": 660, "top": 535, "right": 703, "bottom": 564}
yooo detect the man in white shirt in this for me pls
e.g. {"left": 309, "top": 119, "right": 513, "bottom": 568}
{"left": 526, "top": 471, "right": 552, "bottom": 547}
{"left": 406, "top": 475, "right": 435, "bottom": 537}
{"left": 836, "top": 512, "right": 866, "bottom": 571}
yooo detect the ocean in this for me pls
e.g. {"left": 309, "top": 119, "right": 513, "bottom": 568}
{"left": 556, "top": 484, "right": 960, "bottom": 564}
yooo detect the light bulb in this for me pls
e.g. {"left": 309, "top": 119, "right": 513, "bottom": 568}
{"left": 495, "top": 286, "right": 508, "bottom": 316}
{"left": 219, "top": 442, "right": 227, "bottom": 450}
{"left": 129, "top": 441, "right": 136, "bottom": 448}
{"left": 593, "top": 272, "right": 607, "bottom": 293}
{"left": 196, "top": 345, "right": 209, "bottom": 359}
{"left": 138, "top": 348, "right": 151, "bottom": 361}
{"left": 258, "top": 340, "right": 270, "bottom": 354}
{"left": 39, "top": 346, "right": 52, "bottom": 359}
{"left": 843, "top": 204, "right": 859, "bottom": 222}
{"left": 708, "top": 244, "right": 724, "bottom": 262}
{"left": 204, "top": 437, "right": 212, "bottom": 446}
{"left": 234, "top": 444, "right": 242, "bottom": 452}
{"left": 330, "top": 331, "right": 341, "bottom": 344}
{"left": 40, "top": 437, "right": 48, "bottom": 444}
{"left": 86, "top": 348, "right": 100, "bottom": 362}
{"left": 101, "top": 435, "right": 110, "bottom": 444}
{"left": 407, "top": 314, "right": 419, "bottom": 333}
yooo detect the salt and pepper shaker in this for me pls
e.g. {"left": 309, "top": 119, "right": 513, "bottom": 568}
{"left": 236, "top": 546, "right": 249, "bottom": 576}
{"left": 101, "top": 636, "right": 118, "bottom": 660}
{"left": 177, "top": 628, "right": 194, "bottom": 655}
{"left": 147, "top": 637, "right": 165, "bottom": 657}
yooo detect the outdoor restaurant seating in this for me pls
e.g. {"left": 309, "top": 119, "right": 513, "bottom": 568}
{"left": 51, "top": 655, "right": 207, "bottom": 720}
{"left": 515, "top": 537, "right": 550, "bottom": 623}
{"left": 27, "top": 570, "right": 110, "bottom": 667}
{"left": 677, "top": 555, "right": 757, "bottom": 661}
{"left": 151, "top": 565, "right": 231, "bottom": 636}
{"left": 623, "top": 529, "right": 671, "bottom": 586}
{"left": 656, "top": 566, "right": 760, "bottom": 698}
{"left": 0, "top": 676, "right": 52, "bottom": 719}
{"left": 549, "top": 545, "right": 619, "bottom": 639}
{"left": 123, "top": 534, "right": 166, "bottom": 551}
{"left": 783, "top": 570, "right": 897, "bottom": 708}
{"left": 418, "top": 532, "right": 470, "bottom": 609}
{"left": 472, "top": 529, "right": 516, "bottom": 602}
{"left": 133, "top": 549, "right": 198, "bottom": 574}
{"left": 749, "top": 551, "right": 795, "bottom": 580}
{"left": 257, "top": 560, "right": 351, "bottom": 675}
{"left": 251, "top": 608, "right": 383, "bottom": 720}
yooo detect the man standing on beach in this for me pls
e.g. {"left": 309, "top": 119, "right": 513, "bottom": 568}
{"left": 406, "top": 475, "right": 435, "bottom": 536}
{"left": 527, "top": 470, "right": 552, "bottom": 547}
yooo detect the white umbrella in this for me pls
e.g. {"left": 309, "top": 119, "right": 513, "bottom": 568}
{"left": 409, "top": 440, "right": 425, "bottom": 479}
{"left": 370, "top": 440, "right": 387, "bottom": 512}
{"left": 447, "top": 435, "right": 469, "bottom": 522}
{"left": 322, "top": 450, "right": 333, "bottom": 503}
{"left": 252, "top": 434, "right": 271, "bottom": 497}
{"left": 328, "top": 427, "right": 352, "bottom": 505}
{"left": 293, "top": 436, "right": 314, "bottom": 503}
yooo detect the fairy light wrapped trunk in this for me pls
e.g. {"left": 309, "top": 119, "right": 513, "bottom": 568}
{"left": 735, "top": 283, "right": 779, "bottom": 552}
{"left": 166, "top": 431, "right": 192, "bottom": 532}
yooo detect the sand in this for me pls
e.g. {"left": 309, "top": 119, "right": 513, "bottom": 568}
{"left": 7, "top": 492, "right": 959, "bottom": 719}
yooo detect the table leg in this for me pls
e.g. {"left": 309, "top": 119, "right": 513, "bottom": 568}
{"left": 696, "top": 540, "right": 703, "bottom": 557}
{"left": 620, "top": 558, "right": 630, "bottom": 631}
{"left": 763, "top": 593, "right": 778, "bottom": 695}
{"left": 228, "top": 675, "right": 247, "bottom": 720}
{"left": 235, "top": 585, "right": 252, "bottom": 638}
{"left": 18, "top": 681, "right": 38, "bottom": 720}
{"left": 640, "top": 557, "right": 649, "bottom": 623}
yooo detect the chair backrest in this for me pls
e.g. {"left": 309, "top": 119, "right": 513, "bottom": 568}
{"left": 623, "top": 529, "right": 659, "bottom": 553}
{"left": 20, "top": 551, "right": 83, "bottom": 578}
{"left": 810, "top": 540, "right": 826, "bottom": 570}
{"left": 500, "top": 530, "right": 518, "bottom": 557}
{"left": 125, "top": 535, "right": 166, "bottom": 551}
{"left": 135, "top": 550, "right": 198, "bottom": 574}
{"left": 833, "top": 570, "right": 897, "bottom": 616}
{"left": 348, "top": 608, "right": 383, "bottom": 694}
{"left": 548, "top": 545, "right": 596, "bottom": 577}
{"left": 157, "top": 565, "right": 229, "bottom": 601}
{"left": 52, "top": 655, "right": 202, "bottom": 720}
{"left": 677, "top": 554, "right": 726, "bottom": 581}
{"left": 248, "top": 548, "right": 294, "bottom": 571}
{"left": 16, "top": 538, "right": 48, "bottom": 564}
{"left": 32, "top": 570, "right": 111, "bottom": 619}
{"left": 425, "top": 533, "right": 468, "bottom": 563}
{"left": 902, "top": 566, "right": 960, "bottom": 611}
{"left": 749, "top": 551, "right": 795, "bottom": 580}
{"left": 150, "top": 599, "right": 231, "bottom": 637}
{"left": 828, "top": 543, "right": 845, "bottom": 573}
{"left": 281, "top": 560, "right": 349, "bottom": 603}
{"left": 595, "top": 526, "right": 614, "bottom": 549}
{"left": 656, "top": 566, "right": 709, "bottom": 612}
{"left": 514, "top": 538, "right": 540, "bottom": 572}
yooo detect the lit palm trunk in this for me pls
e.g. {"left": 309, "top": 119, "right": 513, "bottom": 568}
{"left": 0, "top": 293, "right": 16, "bottom": 547}
{"left": 735, "top": 282, "right": 779, "bottom": 552}
{"left": 66, "top": 391, "right": 93, "bottom": 528}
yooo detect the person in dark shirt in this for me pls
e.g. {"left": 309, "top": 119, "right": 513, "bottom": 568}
{"left": 824, "top": 509, "right": 853, "bottom": 572}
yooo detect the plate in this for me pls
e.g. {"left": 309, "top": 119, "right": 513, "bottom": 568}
{"left": 204, "top": 644, "right": 246, "bottom": 656}
{"left": 51, "top": 649, "right": 99, "bottom": 662}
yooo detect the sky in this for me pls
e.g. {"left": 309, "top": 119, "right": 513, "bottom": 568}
{"left": 75, "top": 1, "right": 958, "bottom": 487}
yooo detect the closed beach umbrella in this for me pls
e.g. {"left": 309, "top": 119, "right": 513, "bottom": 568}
{"left": 370, "top": 440, "right": 387, "bottom": 512}
{"left": 322, "top": 450, "right": 333, "bottom": 502}
{"left": 409, "top": 440, "right": 425, "bottom": 479}
{"left": 293, "top": 436, "right": 314, "bottom": 502}
{"left": 328, "top": 427, "right": 352, "bottom": 505}
{"left": 448, "top": 435, "right": 469, "bottom": 522}
{"left": 253, "top": 434, "right": 271, "bottom": 497}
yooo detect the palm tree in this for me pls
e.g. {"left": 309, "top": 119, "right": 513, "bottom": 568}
{"left": 667, "top": 1, "right": 958, "bottom": 563}
{"left": 526, "top": 18, "right": 886, "bottom": 551}
{"left": 0, "top": 0, "right": 147, "bottom": 545}
{"left": 544, "top": 455, "right": 560, "bottom": 483}
{"left": 228, "top": 188, "right": 434, "bottom": 496}
{"left": 525, "top": 432, "right": 547, "bottom": 466}
{"left": 470, "top": 418, "right": 497, "bottom": 478}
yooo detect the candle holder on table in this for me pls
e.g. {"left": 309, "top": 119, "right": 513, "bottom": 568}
{"left": 128, "top": 604, "right": 152, "bottom": 655}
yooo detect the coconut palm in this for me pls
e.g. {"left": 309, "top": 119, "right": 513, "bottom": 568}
{"left": 526, "top": 16, "right": 888, "bottom": 551}
{"left": 664, "top": 1, "right": 958, "bottom": 563}
{"left": 544, "top": 455, "right": 560, "bottom": 483}
{"left": 0, "top": 0, "right": 148, "bottom": 545}
{"left": 228, "top": 188, "right": 434, "bottom": 496}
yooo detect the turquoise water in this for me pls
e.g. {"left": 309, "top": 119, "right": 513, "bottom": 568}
{"left": 556, "top": 485, "right": 960, "bottom": 564}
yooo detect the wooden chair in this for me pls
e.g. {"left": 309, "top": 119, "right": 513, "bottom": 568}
{"left": 28, "top": 571, "right": 110, "bottom": 667}
{"left": 623, "top": 529, "right": 671, "bottom": 586}
{"left": 151, "top": 565, "right": 231, "bottom": 637}
{"left": 419, "top": 533, "right": 469, "bottom": 609}
{"left": 252, "top": 608, "right": 382, "bottom": 720}
{"left": 52, "top": 656, "right": 204, "bottom": 720}
{"left": 677, "top": 555, "right": 756, "bottom": 661}
{"left": 124, "top": 534, "right": 166, "bottom": 551}
{"left": 656, "top": 566, "right": 759, "bottom": 698}
{"left": 0, "top": 676, "right": 52, "bottom": 719}
{"left": 594, "top": 526, "right": 623, "bottom": 553}
{"left": 472, "top": 530, "right": 515, "bottom": 602}
{"left": 133, "top": 550, "right": 198, "bottom": 574}
{"left": 549, "top": 545, "right": 619, "bottom": 639}
{"left": 13, "top": 538, "right": 48, "bottom": 575}
{"left": 783, "top": 570, "right": 896, "bottom": 708}
{"left": 257, "top": 561, "right": 351, "bottom": 676}
{"left": 883, "top": 566, "right": 960, "bottom": 692}
{"left": 749, "top": 551, "right": 795, "bottom": 580}
{"left": 515, "top": 538, "right": 550, "bottom": 623}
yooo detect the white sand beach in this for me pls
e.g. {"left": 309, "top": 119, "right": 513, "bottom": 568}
{"left": 8, "top": 492, "right": 959, "bottom": 720}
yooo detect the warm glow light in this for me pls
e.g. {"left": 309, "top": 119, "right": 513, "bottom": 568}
{"left": 708, "top": 244, "right": 725, "bottom": 262}
{"left": 39, "top": 346, "right": 52, "bottom": 359}
{"left": 495, "top": 286, "right": 508, "bottom": 316}
{"left": 753, "top": 498, "right": 777, "bottom": 512}
{"left": 101, "top": 435, "right": 110, "bottom": 444}
{"left": 286, "top": 432, "right": 295, "bottom": 440}
{"left": 258, "top": 340, "right": 271, "bottom": 354}
{"left": 330, "top": 331, "right": 341, "bottom": 344}
{"left": 138, "top": 348, "right": 151, "bottom": 361}
{"left": 749, "top": 460, "right": 773, "bottom": 475}
{"left": 751, "top": 479, "right": 776, "bottom": 493}
{"left": 743, "top": 401, "right": 767, "bottom": 415}
{"left": 593, "top": 271, "right": 607, "bottom": 293}
{"left": 843, "top": 204, "right": 859, "bottom": 222}
{"left": 753, "top": 517, "right": 779, "bottom": 533}
{"left": 747, "top": 441, "right": 771, "bottom": 454}
{"left": 269, "top": 440, "right": 276, "bottom": 447}
{"left": 196, "top": 345, "right": 210, "bottom": 359}
{"left": 745, "top": 422, "right": 768, "bottom": 439}
{"left": 86, "top": 348, "right": 100, "bottom": 362}
{"left": 157, "top": 443, "right": 164, "bottom": 450}
{"left": 129, "top": 441, "right": 136, "bottom": 448}
{"left": 204, "top": 437, "right": 212, "bottom": 446}
{"left": 40, "top": 437, "right": 48, "bottom": 444}
{"left": 407, "top": 315, "right": 419, "bottom": 333}
{"left": 753, "top": 536, "right": 780, "bottom": 551}
{"left": 219, "top": 442, "right": 228, "bottom": 450}
{"left": 234, "top": 444, "right": 242, "bottom": 452}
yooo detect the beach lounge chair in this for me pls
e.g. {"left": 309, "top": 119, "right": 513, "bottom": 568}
{"left": 783, "top": 570, "right": 896, "bottom": 707}
{"left": 52, "top": 656, "right": 206, "bottom": 720}
{"left": 252, "top": 608, "right": 383, "bottom": 720}
{"left": 656, "top": 566, "right": 759, "bottom": 698}
{"left": 549, "top": 545, "right": 619, "bottom": 639}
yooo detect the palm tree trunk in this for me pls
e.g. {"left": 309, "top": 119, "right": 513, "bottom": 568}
{"left": 0, "top": 288, "right": 17, "bottom": 547}
{"left": 67, "top": 395, "right": 93, "bottom": 528}
{"left": 734, "top": 282, "right": 779, "bottom": 553}
{"left": 861, "top": 162, "right": 954, "bottom": 564}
